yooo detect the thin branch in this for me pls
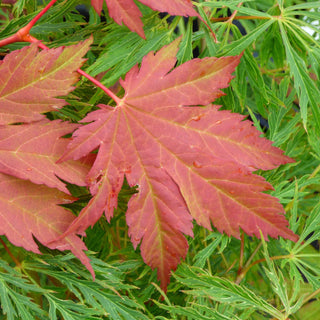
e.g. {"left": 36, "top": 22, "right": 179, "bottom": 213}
{"left": 0, "top": 33, "right": 21, "bottom": 47}
{"left": 0, "top": 0, "right": 58, "bottom": 47}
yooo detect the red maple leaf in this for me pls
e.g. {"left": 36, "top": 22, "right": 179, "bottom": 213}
{"left": 91, "top": 0, "right": 198, "bottom": 38}
{"left": 0, "top": 120, "right": 94, "bottom": 193}
{"left": 0, "top": 39, "right": 91, "bottom": 125}
{"left": 56, "top": 39, "right": 298, "bottom": 289}
{"left": 0, "top": 172, "right": 93, "bottom": 277}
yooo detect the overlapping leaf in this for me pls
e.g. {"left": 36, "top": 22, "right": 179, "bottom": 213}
{"left": 0, "top": 39, "right": 91, "bottom": 125}
{"left": 0, "top": 173, "right": 93, "bottom": 277}
{"left": 0, "top": 40, "right": 94, "bottom": 277}
{"left": 91, "top": 0, "right": 198, "bottom": 38}
{"left": 0, "top": 120, "right": 94, "bottom": 194}
{"left": 57, "top": 39, "right": 297, "bottom": 289}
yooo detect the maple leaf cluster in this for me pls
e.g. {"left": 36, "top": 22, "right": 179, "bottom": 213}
{"left": 0, "top": 1, "right": 298, "bottom": 290}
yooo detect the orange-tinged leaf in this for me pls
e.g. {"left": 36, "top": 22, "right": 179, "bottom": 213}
{"left": 168, "top": 159, "right": 295, "bottom": 240}
{"left": 58, "top": 39, "right": 297, "bottom": 289}
{"left": 103, "top": 0, "right": 144, "bottom": 38}
{"left": 139, "top": 0, "right": 198, "bottom": 16}
{"left": 91, "top": 0, "right": 198, "bottom": 38}
{"left": 91, "top": 0, "right": 103, "bottom": 13}
{"left": 0, "top": 120, "right": 94, "bottom": 194}
{"left": 0, "top": 39, "right": 92, "bottom": 125}
{"left": 0, "top": 173, "right": 93, "bottom": 277}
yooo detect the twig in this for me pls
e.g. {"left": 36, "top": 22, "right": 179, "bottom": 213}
{"left": 0, "top": 0, "right": 58, "bottom": 46}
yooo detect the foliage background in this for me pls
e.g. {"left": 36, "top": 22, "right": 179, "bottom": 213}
{"left": 0, "top": 0, "right": 319, "bottom": 319}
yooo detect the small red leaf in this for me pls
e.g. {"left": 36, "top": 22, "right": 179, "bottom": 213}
{"left": 0, "top": 120, "right": 94, "bottom": 193}
{"left": 91, "top": 0, "right": 198, "bottom": 38}
{"left": 0, "top": 38, "right": 92, "bottom": 124}
{"left": 0, "top": 173, "right": 93, "bottom": 277}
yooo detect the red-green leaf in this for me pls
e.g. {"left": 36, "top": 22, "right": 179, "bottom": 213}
{"left": 57, "top": 39, "right": 297, "bottom": 289}
{"left": 91, "top": 0, "right": 198, "bottom": 38}
{"left": 0, "top": 173, "right": 93, "bottom": 277}
{"left": 0, "top": 120, "right": 94, "bottom": 194}
{"left": 0, "top": 39, "right": 92, "bottom": 125}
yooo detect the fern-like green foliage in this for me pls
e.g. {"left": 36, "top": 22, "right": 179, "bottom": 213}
{"left": 0, "top": 258, "right": 46, "bottom": 320}
{"left": 0, "top": 251, "right": 149, "bottom": 319}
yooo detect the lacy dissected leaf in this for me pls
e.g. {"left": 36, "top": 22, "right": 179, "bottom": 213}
{"left": 58, "top": 39, "right": 297, "bottom": 289}
{"left": 0, "top": 38, "right": 92, "bottom": 125}
{"left": 0, "top": 120, "right": 94, "bottom": 194}
{"left": 0, "top": 173, "right": 93, "bottom": 277}
{"left": 91, "top": 0, "right": 198, "bottom": 38}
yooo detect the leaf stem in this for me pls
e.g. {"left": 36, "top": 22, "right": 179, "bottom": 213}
{"left": 211, "top": 15, "right": 272, "bottom": 22}
{"left": 302, "top": 288, "right": 320, "bottom": 306}
{"left": 0, "top": 237, "right": 21, "bottom": 268}
{"left": 236, "top": 252, "right": 291, "bottom": 284}
{"left": 23, "top": 0, "right": 59, "bottom": 32}
{"left": 192, "top": 4, "right": 217, "bottom": 42}
{"left": 76, "top": 68, "right": 121, "bottom": 104}
{"left": 219, "top": 249, "right": 229, "bottom": 269}
{"left": 238, "top": 232, "right": 245, "bottom": 272}
{"left": 236, "top": 241, "right": 262, "bottom": 284}
{"left": 226, "top": 2, "right": 243, "bottom": 24}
